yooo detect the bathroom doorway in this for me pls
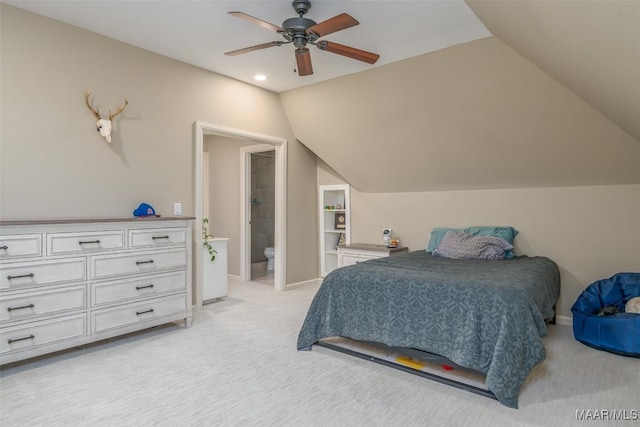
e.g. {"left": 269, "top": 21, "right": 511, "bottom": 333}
{"left": 193, "top": 121, "right": 287, "bottom": 308}
{"left": 249, "top": 150, "right": 276, "bottom": 285}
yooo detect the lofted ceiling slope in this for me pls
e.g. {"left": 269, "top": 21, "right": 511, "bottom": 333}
{"left": 280, "top": 36, "right": 640, "bottom": 193}
{"left": 280, "top": 0, "right": 640, "bottom": 193}
{"left": 466, "top": 0, "right": 640, "bottom": 143}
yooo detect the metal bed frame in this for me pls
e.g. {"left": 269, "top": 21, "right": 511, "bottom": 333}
{"left": 314, "top": 339, "right": 498, "bottom": 401}
{"left": 313, "top": 305, "right": 558, "bottom": 402}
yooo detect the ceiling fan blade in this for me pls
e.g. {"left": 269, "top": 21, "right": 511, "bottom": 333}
{"left": 295, "top": 48, "right": 313, "bottom": 76}
{"left": 306, "top": 13, "right": 359, "bottom": 38}
{"left": 228, "top": 11, "right": 283, "bottom": 33}
{"left": 317, "top": 41, "right": 379, "bottom": 64}
{"left": 225, "top": 41, "right": 284, "bottom": 56}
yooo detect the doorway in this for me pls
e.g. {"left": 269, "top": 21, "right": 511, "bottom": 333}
{"left": 193, "top": 122, "right": 287, "bottom": 309}
{"left": 247, "top": 149, "right": 276, "bottom": 285}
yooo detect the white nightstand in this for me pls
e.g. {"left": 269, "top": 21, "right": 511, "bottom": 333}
{"left": 337, "top": 243, "right": 409, "bottom": 267}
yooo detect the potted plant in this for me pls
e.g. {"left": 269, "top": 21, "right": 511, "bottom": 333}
{"left": 202, "top": 218, "right": 217, "bottom": 262}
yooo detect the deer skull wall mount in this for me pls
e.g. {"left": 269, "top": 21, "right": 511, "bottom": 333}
{"left": 84, "top": 91, "right": 128, "bottom": 143}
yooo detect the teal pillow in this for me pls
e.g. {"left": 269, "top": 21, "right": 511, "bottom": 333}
{"left": 426, "top": 227, "right": 462, "bottom": 252}
{"left": 426, "top": 226, "right": 519, "bottom": 258}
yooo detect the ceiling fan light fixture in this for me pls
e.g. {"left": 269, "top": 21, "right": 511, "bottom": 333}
{"left": 225, "top": 0, "right": 379, "bottom": 77}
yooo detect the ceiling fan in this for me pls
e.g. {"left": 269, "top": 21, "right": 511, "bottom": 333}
{"left": 225, "top": 0, "right": 380, "bottom": 76}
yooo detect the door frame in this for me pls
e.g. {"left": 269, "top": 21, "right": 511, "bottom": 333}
{"left": 193, "top": 121, "right": 287, "bottom": 308}
{"left": 240, "top": 144, "right": 278, "bottom": 284}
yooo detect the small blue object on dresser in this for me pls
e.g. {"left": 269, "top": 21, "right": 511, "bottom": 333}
{"left": 133, "top": 202, "right": 158, "bottom": 217}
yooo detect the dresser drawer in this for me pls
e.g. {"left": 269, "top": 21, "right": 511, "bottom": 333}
{"left": 90, "top": 249, "right": 187, "bottom": 280}
{"left": 47, "top": 230, "right": 125, "bottom": 255}
{"left": 92, "top": 271, "right": 187, "bottom": 307}
{"left": 340, "top": 254, "right": 377, "bottom": 267}
{"left": 1, "top": 313, "right": 87, "bottom": 355}
{"left": 1, "top": 285, "right": 86, "bottom": 323}
{"left": 0, "top": 234, "right": 42, "bottom": 259}
{"left": 128, "top": 227, "right": 187, "bottom": 249}
{"left": 91, "top": 293, "right": 187, "bottom": 333}
{"left": 0, "top": 258, "right": 86, "bottom": 291}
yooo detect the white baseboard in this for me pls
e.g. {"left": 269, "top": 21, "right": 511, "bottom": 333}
{"left": 227, "top": 274, "right": 240, "bottom": 279}
{"left": 285, "top": 278, "right": 322, "bottom": 290}
{"left": 555, "top": 315, "right": 572, "bottom": 326}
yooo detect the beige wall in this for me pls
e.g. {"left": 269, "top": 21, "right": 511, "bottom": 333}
{"left": 318, "top": 160, "right": 640, "bottom": 319}
{"left": 283, "top": 37, "right": 640, "bottom": 194}
{"left": 0, "top": 5, "right": 318, "bottom": 285}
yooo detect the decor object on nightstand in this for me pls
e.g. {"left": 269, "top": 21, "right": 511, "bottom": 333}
{"left": 382, "top": 228, "right": 393, "bottom": 247}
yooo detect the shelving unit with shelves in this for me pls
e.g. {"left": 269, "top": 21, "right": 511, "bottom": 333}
{"left": 319, "top": 184, "right": 351, "bottom": 277}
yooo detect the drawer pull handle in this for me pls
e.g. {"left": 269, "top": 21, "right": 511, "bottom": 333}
{"left": 7, "top": 304, "right": 35, "bottom": 312}
{"left": 78, "top": 239, "right": 101, "bottom": 245}
{"left": 136, "top": 260, "right": 155, "bottom": 265}
{"left": 152, "top": 236, "right": 170, "bottom": 240}
{"left": 136, "top": 284, "right": 155, "bottom": 290}
{"left": 0, "top": 245, "right": 8, "bottom": 250}
{"left": 8, "top": 334, "right": 35, "bottom": 344}
{"left": 7, "top": 273, "right": 35, "bottom": 280}
{"left": 136, "top": 309, "right": 154, "bottom": 315}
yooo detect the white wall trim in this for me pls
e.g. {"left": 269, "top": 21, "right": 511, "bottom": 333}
{"left": 555, "top": 315, "right": 572, "bottom": 326}
{"left": 285, "top": 278, "right": 323, "bottom": 290}
{"left": 202, "top": 152, "right": 210, "bottom": 223}
{"left": 193, "top": 121, "right": 287, "bottom": 308}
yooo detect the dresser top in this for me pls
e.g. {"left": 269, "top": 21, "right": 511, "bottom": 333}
{"left": 0, "top": 216, "right": 196, "bottom": 226}
{"left": 339, "top": 243, "right": 408, "bottom": 253}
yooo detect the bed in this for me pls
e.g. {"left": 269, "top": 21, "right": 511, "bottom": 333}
{"left": 297, "top": 251, "right": 561, "bottom": 409}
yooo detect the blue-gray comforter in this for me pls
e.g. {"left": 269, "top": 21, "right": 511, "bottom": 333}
{"left": 297, "top": 251, "right": 560, "bottom": 408}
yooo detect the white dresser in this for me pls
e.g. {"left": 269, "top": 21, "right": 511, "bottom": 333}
{"left": 337, "top": 243, "right": 409, "bottom": 267}
{"left": 0, "top": 217, "right": 193, "bottom": 365}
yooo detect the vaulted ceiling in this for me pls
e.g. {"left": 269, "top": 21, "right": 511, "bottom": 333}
{"left": 467, "top": 0, "right": 640, "bottom": 148}
{"left": 2, "top": 0, "right": 490, "bottom": 93}
{"left": 280, "top": 1, "right": 640, "bottom": 192}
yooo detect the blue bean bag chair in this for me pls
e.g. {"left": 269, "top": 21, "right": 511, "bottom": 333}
{"left": 571, "top": 273, "right": 640, "bottom": 358}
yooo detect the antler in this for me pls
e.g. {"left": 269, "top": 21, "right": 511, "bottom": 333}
{"left": 109, "top": 99, "right": 128, "bottom": 120}
{"left": 84, "top": 91, "right": 103, "bottom": 120}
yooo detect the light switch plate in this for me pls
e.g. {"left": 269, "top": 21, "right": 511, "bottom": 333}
{"left": 173, "top": 203, "right": 182, "bottom": 216}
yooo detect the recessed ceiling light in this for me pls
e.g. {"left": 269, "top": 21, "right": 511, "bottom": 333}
{"left": 254, "top": 74, "right": 267, "bottom": 81}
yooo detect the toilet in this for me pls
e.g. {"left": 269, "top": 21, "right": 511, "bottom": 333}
{"left": 264, "top": 247, "right": 275, "bottom": 271}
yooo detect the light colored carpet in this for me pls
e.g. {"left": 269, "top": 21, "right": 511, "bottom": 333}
{"left": 1, "top": 278, "right": 638, "bottom": 427}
